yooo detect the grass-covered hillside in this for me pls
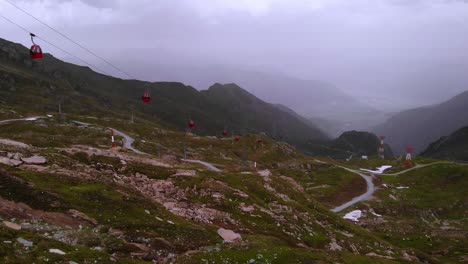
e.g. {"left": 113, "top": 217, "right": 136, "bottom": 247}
{"left": 0, "top": 37, "right": 327, "bottom": 147}
{"left": 421, "top": 125, "right": 468, "bottom": 161}
{"left": 0, "top": 114, "right": 422, "bottom": 263}
{"left": 339, "top": 162, "right": 468, "bottom": 263}
{"left": 306, "top": 130, "right": 394, "bottom": 160}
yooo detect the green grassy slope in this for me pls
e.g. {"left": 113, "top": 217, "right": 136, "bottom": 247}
{"left": 0, "top": 37, "right": 327, "bottom": 146}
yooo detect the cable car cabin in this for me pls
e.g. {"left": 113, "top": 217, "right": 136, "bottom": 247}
{"left": 30, "top": 44, "right": 43, "bottom": 59}
{"left": 141, "top": 91, "right": 151, "bottom": 103}
{"left": 223, "top": 130, "right": 228, "bottom": 136}
{"left": 188, "top": 120, "right": 195, "bottom": 129}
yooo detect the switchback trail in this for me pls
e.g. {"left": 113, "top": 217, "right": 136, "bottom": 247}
{"left": 181, "top": 159, "right": 222, "bottom": 172}
{"left": 379, "top": 161, "right": 456, "bottom": 176}
{"left": 0, "top": 116, "right": 45, "bottom": 124}
{"left": 331, "top": 167, "right": 375, "bottom": 213}
{"left": 111, "top": 128, "right": 147, "bottom": 155}
{"left": 332, "top": 161, "right": 465, "bottom": 212}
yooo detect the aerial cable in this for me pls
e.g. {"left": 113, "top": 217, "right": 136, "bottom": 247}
{"left": 2, "top": 0, "right": 136, "bottom": 79}
{"left": 0, "top": 13, "right": 111, "bottom": 75}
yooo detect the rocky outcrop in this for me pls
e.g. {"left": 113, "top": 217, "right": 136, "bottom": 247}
{"left": 114, "top": 172, "right": 237, "bottom": 226}
{"left": 217, "top": 228, "right": 241, "bottom": 243}
{"left": 21, "top": 155, "right": 47, "bottom": 165}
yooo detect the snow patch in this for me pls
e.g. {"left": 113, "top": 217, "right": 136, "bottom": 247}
{"left": 24, "top": 117, "right": 39, "bottom": 121}
{"left": 360, "top": 165, "right": 392, "bottom": 174}
{"left": 396, "top": 186, "right": 409, "bottom": 189}
{"left": 343, "top": 210, "right": 362, "bottom": 222}
{"left": 371, "top": 212, "right": 382, "bottom": 217}
{"left": 49, "top": 249, "right": 66, "bottom": 255}
{"left": 257, "top": 169, "right": 272, "bottom": 177}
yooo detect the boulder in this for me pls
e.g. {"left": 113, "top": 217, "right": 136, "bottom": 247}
{"left": 17, "top": 237, "right": 33, "bottom": 247}
{"left": 21, "top": 155, "right": 47, "bottom": 165}
{"left": 3, "top": 221, "right": 21, "bottom": 230}
{"left": 172, "top": 170, "right": 197, "bottom": 177}
{"left": 9, "top": 159, "right": 23, "bottom": 167}
{"left": 11, "top": 153, "right": 23, "bottom": 160}
{"left": 68, "top": 209, "right": 98, "bottom": 225}
{"left": 257, "top": 170, "right": 272, "bottom": 177}
{"left": 240, "top": 204, "right": 255, "bottom": 213}
{"left": 0, "top": 157, "right": 14, "bottom": 166}
{"left": 217, "top": 228, "right": 241, "bottom": 243}
{"left": 49, "top": 249, "right": 66, "bottom": 255}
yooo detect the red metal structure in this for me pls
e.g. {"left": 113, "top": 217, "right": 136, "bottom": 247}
{"left": 404, "top": 146, "right": 414, "bottom": 167}
{"left": 141, "top": 85, "right": 151, "bottom": 103}
{"left": 141, "top": 91, "right": 151, "bottom": 103}
{"left": 188, "top": 119, "right": 195, "bottom": 130}
{"left": 29, "top": 33, "right": 43, "bottom": 60}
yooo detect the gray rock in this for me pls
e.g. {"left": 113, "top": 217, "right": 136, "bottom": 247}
{"left": 0, "top": 157, "right": 14, "bottom": 166}
{"left": 217, "top": 228, "right": 241, "bottom": 242}
{"left": 17, "top": 237, "right": 33, "bottom": 247}
{"left": 10, "top": 159, "right": 23, "bottom": 167}
{"left": 21, "top": 155, "right": 47, "bottom": 165}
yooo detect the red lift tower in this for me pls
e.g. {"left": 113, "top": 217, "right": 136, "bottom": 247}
{"left": 404, "top": 146, "right": 414, "bottom": 167}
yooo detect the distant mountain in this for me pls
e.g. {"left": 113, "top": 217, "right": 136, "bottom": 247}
{"left": 421, "top": 125, "right": 468, "bottom": 161}
{"left": 306, "top": 131, "right": 394, "bottom": 160}
{"left": 128, "top": 63, "right": 383, "bottom": 133}
{"left": 373, "top": 90, "right": 468, "bottom": 154}
{"left": 0, "top": 37, "right": 327, "bottom": 145}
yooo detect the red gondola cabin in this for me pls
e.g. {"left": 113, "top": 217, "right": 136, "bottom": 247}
{"left": 141, "top": 91, "right": 151, "bottom": 103}
{"left": 29, "top": 33, "right": 43, "bottom": 60}
{"left": 188, "top": 120, "right": 195, "bottom": 129}
{"left": 223, "top": 130, "right": 228, "bottom": 136}
{"left": 30, "top": 45, "right": 43, "bottom": 59}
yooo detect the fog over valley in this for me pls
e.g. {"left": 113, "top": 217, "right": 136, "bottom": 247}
{"left": 2, "top": 0, "right": 468, "bottom": 131}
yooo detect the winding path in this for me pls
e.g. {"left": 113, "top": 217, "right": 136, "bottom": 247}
{"left": 331, "top": 161, "right": 465, "bottom": 212}
{"left": 0, "top": 116, "right": 45, "bottom": 124}
{"left": 181, "top": 159, "right": 222, "bottom": 172}
{"left": 71, "top": 120, "right": 148, "bottom": 156}
{"left": 331, "top": 167, "right": 375, "bottom": 212}
{"left": 111, "top": 128, "right": 148, "bottom": 155}
{"left": 379, "top": 161, "right": 455, "bottom": 176}
{"left": 1, "top": 116, "right": 223, "bottom": 172}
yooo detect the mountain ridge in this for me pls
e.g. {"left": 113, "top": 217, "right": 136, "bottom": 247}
{"left": 0, "top": 37, "right": 327, "bottom": 146}
{"left": 373, "top": 90, "right": 468, "bottom": 154}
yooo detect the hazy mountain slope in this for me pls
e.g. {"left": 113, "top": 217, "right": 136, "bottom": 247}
{"left": 373, "top": 90, "right": 468, "bottom": 154}
{"left": 201, "top": 84, "right": 327, "bottom": 142}
{"left": 131, "top": 63, "right": 383, "bottom": 129}
{"left": 421, "top": 125, "right": 468, "bottom": 161}
{"left": 307, "top": 131, "right": 394, "bottom": 160}
{"left": 0, "top": 37, "right": 327, "bottom": 144}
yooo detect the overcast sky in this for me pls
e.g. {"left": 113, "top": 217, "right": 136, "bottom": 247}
{"left": 1, "top": 0, "right": 468, "bottom": 110}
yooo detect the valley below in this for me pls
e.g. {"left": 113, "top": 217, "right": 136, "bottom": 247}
{"left": 0, "top": 114, "right": 466, "bottom": 263}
